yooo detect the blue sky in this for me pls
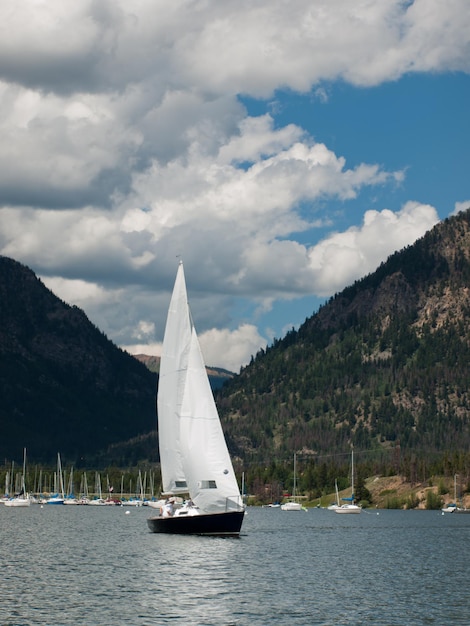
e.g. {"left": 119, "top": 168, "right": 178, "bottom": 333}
{"left": 239, "top": 72, "right": 470, "bottom": 340}
{"left": 0, "top": 1, "right": 469, "bottom": 371}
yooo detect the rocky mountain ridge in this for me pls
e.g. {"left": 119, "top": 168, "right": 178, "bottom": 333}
{"left": 217, "top": 208, "right": 470, "bottom": 475}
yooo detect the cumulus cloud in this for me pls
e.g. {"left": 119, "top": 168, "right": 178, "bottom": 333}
{"left": 452, "top": 201, "right": 470, "bottom": 216}
{"left": 1, "top": 1, "right": 468, "bottom": 97}
{"left": 0, "top": 1, "right": 468, "bottom": 207}
{"left": 0, "top": 0, "right": 467, "bottom": 369}
{"left": 198, "top": 325, "right": 267, "bottom": 373}
{"left": 307, "top": 202, "right": 440, "bottom": 296}
{"left": 122, "top": 324, "right": 266, "bottom": 374}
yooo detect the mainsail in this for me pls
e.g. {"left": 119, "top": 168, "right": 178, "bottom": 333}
{"left": 157, "top": 263, "right": 191, "bottom": 494}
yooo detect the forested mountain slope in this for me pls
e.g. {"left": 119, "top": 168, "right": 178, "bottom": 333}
{"left": 217, "top": 208, "right": 470, "bottom": 477}
{"left": 2, "top": 208, "right": 470, "bottom": 480}
{"left": 0, "top": 256, "right": 156, "bottom": 463}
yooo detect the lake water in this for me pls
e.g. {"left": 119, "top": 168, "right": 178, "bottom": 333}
{"left": 1, "top": 505, "right": 468, "bottom": 625}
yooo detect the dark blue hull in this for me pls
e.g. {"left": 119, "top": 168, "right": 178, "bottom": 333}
{"left": 147, "top": 510, "right": 244, "bottom": 536}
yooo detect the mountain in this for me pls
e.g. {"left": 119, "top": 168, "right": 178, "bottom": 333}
{"left": 0, "top": 256, "right": 157, "bottom": 464}
{"left": 216, "top": 208, "right": 470, "bottom": 476}
{"left": 2, "top": 208, "right": 470, "bottom": 477}
{"left": 134, "top": 354, "right": 234, "bottom": 389}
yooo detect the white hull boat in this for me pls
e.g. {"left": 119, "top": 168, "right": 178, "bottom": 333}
{"left": 281, "top": 453, "right": 306, "bottom": 511}
{"left": 335, "top": 447, "right": 361, "bottom": 514}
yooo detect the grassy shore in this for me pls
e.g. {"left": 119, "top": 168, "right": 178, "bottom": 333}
{"left": 314, "top": 475, "right": 470, "bottom": 510}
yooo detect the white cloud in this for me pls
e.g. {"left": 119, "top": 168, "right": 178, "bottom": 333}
{"left": 41, "top": 277, "right": 111, "bottom": 307}
{"left": 452, "top": 200, "right": 470, "bottom": 216}
{"left": 122, "top": 324, "right": 266, "bottom": 373}
{"left": 2, "top": 1, "right": 468, "bottom": 97}
{"left": 0, "top": 1, "right": 467, "bottom": 209}
{"left": 198, "top": 324, "right": 267, "bottom": 373}
{"left": 132, "top": 320, "right": 156, "bottom": 341}
{"left": 307, "top": 202, "right": 440, "bottom": 295}
{"left": 0, "top": 1, "right": 466, "bottom": 370}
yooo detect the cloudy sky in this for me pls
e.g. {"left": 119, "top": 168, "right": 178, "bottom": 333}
{"left": 1, "top": 1, "right": 469, "bottom": 372}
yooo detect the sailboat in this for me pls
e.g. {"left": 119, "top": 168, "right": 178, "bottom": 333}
{"left": 45, "top": 453, "right": 65, "bottom": 504}
{"left": 88, "top": 472, "right": 106, "bottom": 505}
{"left": 4, "top": 448, "right": 31, "bottom": 507}
{"left": 78, "top": 472, "right": 90, "bottom": 504}
{"left": 281, "top": 453, "right": 304, "bottom": 511}
{"left": 327, "top": 480, "right": 341, "bottom": 510}
{"left": 441, "top": 473, "right": 458, "bottom": 513}
{"left": 147, "top": 262, "right": 245, "bottom": 535}
{"left": 441, "top": 474, "right": 469, "bottom": 513}
{"left": 64, "top": 467, "right": 79, "bottom": 504}
{"left": 335, "top": 447, "right": 361, "bottom": 514}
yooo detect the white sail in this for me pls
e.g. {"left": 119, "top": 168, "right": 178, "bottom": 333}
{"left": 158, "top": 262, "right": 191, "bottom": 495}
{"left": 157, "top": 262, "right": 242, "bottom": 513}
{"left": 180, "top": 327, "right": 241, "bottom": 513}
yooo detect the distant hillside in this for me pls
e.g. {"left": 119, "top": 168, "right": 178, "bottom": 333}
{"left": 217, "top": 208, "right": 470, "bottom": 478}
{"left": 134, "top": 353, "right": 234, "bottom": 389}
{"left": 0, "top": 256, "right": 157, "bottom": 464}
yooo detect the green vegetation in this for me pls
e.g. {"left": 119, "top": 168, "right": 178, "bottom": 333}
{"left": 217, "top": 209, "right": 470, "bottom": 490}
{"left": 2, "top": 208, "right": 470, "bottom": 495}
{"left": 425, "top": 490, "right": 443, "bottom": 510}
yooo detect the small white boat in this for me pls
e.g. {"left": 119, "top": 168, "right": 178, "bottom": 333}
{"left": 442, "top": 474, "right": 459, "bottom": 513}
{"left": 45, "top": 494, "right": 65, "bottom": 505}
{"left": 45, "top": 453, "right": 65, "bottom": 504}
{"left": 281, "top": 501, "right": 303, "bottom": 511}
{"left": 335, "top": 503, "right": 361, "bottom": 514}
{"left": 441, "top": 503, "right": 457, "bottom": 513}
{"left": 88, "top": 498, "right": 107, "bottom": 506}
{"left": 4, "top": 449, "right": 31, "bottom": 507}
{"left": 327, "top": 480, "right": 341, "bottom": 510}
{"left": 88, "top": 473, "right": 107, "bottom": 504}
{"left": 121, "top": 498, "right": 144, "bottom": 506}
{"left": 335, "top": 447, "right": 361, "bottom": 514}
{"left": 4, "top": 496, "right": 31, "bottom": 507}
{"left": 281, "top": 453, "right": 306, "bottom": 511}
{"left": 64, "top": 467, "right": 79, "bottom": 504}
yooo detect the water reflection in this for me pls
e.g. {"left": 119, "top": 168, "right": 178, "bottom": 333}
{"left": 146, "top": 534, "right": 243, "bottom": 624}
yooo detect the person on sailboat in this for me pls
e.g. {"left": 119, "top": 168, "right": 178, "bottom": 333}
{"left": 161, "top": 498, "right": 175, "bottom": 517}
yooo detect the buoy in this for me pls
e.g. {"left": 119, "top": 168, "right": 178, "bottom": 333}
{"left": 125, "top": 510, "right": 130, "bottom": 515}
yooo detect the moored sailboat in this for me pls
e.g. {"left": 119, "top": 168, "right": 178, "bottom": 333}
{"left": 64, "top": 467, "right": 80, "bottom": 504}
{"left": 281, "top": 453, "right": 305, "bottom": 511}
{"left": 335, "top": 447, "right": 361, "bottom": 514}
{"left": 327, "top": 480, "right": 341, "bottom": 510}
{"left": 147, "top": 262, "right": 245, "bottom": 536}
{"left": 88, "top": 472, "right": 106, "bottom": 505}
{"left": 45, "top": 453, "right": 65, "bottom": 504}
{"left": 441, "top": 474, "right": 459, "bottom": 513}
{"left": 4, "top": 449, "right": 31, "bottom": 507}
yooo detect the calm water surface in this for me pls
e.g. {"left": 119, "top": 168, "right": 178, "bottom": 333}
{"left": 1, "top": 505, "right": 468, "bottom": 625}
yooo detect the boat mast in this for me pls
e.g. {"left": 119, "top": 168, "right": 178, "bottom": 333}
{"left": 293, "top": 452, "right": 297, "bottom": 500}
{"left": 22, "top": 448, "right": 27, "bottom": 494}
{"left": 58, "top": 453, "right": 65, "bottom": 498}
{"left": 351, "top": 446, "right": 355, "bottom": 503}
